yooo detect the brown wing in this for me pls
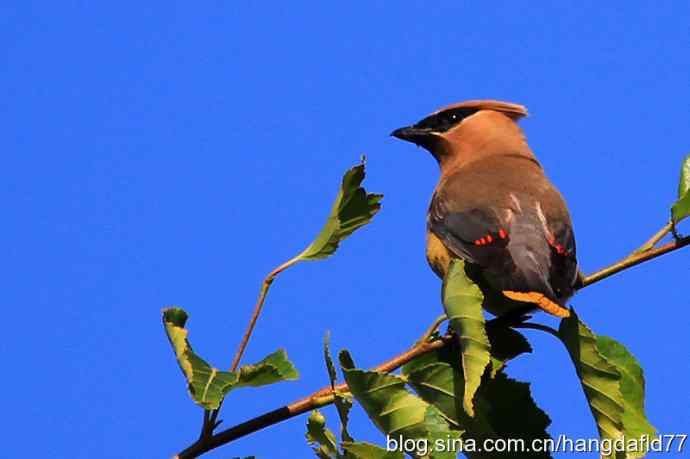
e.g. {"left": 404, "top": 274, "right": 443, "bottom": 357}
{"left": 428, "top": 157, "right": 578, "bottom": 306}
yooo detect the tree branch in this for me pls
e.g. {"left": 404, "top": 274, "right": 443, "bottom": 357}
{"left": 176, "top": 230, "right": 690, "bottom": 458}
{"left": 582, "top": 234, "right": 690, "bottom": 287}
{"left": 175, "top": 336, "right": 452, "bottom": 458}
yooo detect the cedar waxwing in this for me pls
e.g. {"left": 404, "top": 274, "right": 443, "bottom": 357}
{"left": 391, "top": 100, "right": 578, "bottom": 317}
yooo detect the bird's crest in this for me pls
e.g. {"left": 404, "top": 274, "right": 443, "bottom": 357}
{"left": 434, "top": 100, "right": 528, "bottom": 119}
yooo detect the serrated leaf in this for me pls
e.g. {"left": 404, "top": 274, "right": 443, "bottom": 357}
{"left": 334, "top": 395, "right": 353, "bottom": 443}
{"left": 298, "top": 161, "right": 383, "bottom": 261}
{"left": 559, "top": 311, "right": 625, "bottom": 451}
{"left": 559, "top": 310, "right": 654, "bottom": 458}
{"left": 401, "top": 328, "right": 533, "bottom": 424}
{"left": 306, "top": 410, "right": 339, "bottom": 459}
{"left": 324, "top": 331, "right": 353, "bottom": 443}
{"left": 340, "top": 350, "right": 461, "bottom": 459}
{"left": 162, "top": 307, "right": 298, "bottom": 409}
{"left": 442, "top": 260, "right": 491, "bottom": 417}
{"left": 342, "top": 441, "right": 404, "bottom": 459}
{"left": 672, "top": 154, "right": 690, "bottom": 225}
{"left": 402, "top": 343, "right": 468, "bottom": 426}
{"left": 324, "top": 331, "right": 338, "bottom": 386}
{"left": 486, "top": 321, "right": 532, "bottom": 377}
{"left": 234, "top": 349, "right": 299, "bottom": 388}
{"left": 677, "top": 153, "right": 690, "bottom": 198}
{"left": 474, "top": 372, "right": 552, "bottom": 458}
{"left": 163, "top": 307, "right": 238, "bottom": 409}
{"left": 402, "top": 342, "right": 551, "bottom": 458}
{"left": 672, "top": 193, "right": 690, "bottom": 226}
{"left": 596, "top": 336, "right": 656, "bottom": 458}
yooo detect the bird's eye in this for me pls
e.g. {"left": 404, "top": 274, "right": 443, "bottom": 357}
{"left": 451, "top": 114, "right": 457, "bottom": 120}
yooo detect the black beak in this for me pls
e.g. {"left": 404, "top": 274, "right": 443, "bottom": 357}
{"left": 390, "top": 126, "right": 436, "bottom": 146}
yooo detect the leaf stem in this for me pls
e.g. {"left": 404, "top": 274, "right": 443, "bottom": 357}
{"left": 416, "top": 314, "right": 448, "bottom": 344}
{"left": 205, "top": 256, "right": 302, "bottom": 434}
{"left": 513, "top": 322, "right": 560, "bottom": 338}
{"left": 230, "top": 256, "right": 300, "bottom": 371}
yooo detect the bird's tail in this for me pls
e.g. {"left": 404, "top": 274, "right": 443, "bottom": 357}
{"left": 501, "top": 290, "right": 570, "bottom": 317}
{"left": 500, "top": 216, "right": 572, "bottom": 318}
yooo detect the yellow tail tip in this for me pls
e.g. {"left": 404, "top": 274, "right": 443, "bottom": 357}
{"left": 502, "top": 290, "right": 571, "bottom": 318}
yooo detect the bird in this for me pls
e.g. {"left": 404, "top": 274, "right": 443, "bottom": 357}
{"left": 391, "top": 100, "right": 578, "bottom": 317}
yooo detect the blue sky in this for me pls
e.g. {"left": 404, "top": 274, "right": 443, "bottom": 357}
{"left": 3, "top": 2, "right": 689, "bottom": 458}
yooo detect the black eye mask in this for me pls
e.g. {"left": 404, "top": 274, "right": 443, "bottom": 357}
{"left": 413, "top": 107, "right": 480, "bottom": 133}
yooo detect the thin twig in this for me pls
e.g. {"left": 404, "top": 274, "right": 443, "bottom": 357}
{"left": 198, "top": 411, "right": 211, "bottom": 440}
{"left": 230, "top": 257, "right": 300, "bottom": 371}
{"left": 514, "top": 322, "right": 560, "bottom": 338}
{"left": 582, "top": 235, "right": 690, "bottom": 287}
{"left": 416, "top": 314, "right": 448, "bottom": 344}
{"left": 633, "top": 221, "right": 673, "bottom": 254}
{"left": 206, "top": 257, "right": 302, "bottom": 431}
{"left": 177, "top": 228, "right": 690, "bottom": 458}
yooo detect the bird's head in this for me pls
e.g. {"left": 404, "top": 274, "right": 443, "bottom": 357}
{"left": 391, "top": 100, "right": 530, "bottom": 168}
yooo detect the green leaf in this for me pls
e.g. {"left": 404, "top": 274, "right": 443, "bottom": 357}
{"left": 324, "top": 332, "right": 353, "bottom": 443}
{"left": 234, "top": 349, "right": 299, "bottom": 388}
{"left": 559, "top": 312, "right": 624, "bottom": 447}
{"left": 474, "top": 372, "right": 552, "bottom": 458}
{"left": 297, "top": 160, "right": 383, "bottom": 261}
{"left": 402, "top": 342, "right": 551, "bottom": 458}
{"left": 672, "top": 193, "right": 690, "bottom": 225}
{"left": 341, "top": 441, "right": 404, "bottom": 459}
{"left": 162, "top": 307, "right": 298, "bottom": 409}
{"left": 677, "top": 153, "right": 690, "bottom": 198}
{"left": 402, "top": 328, "right": 533, "bottom": 424}
{"left": 163, "top": 307, "right": 237, "bottom": 409}
{"left": 672, "top": 154, "right": 690, "bottom": 225}
{"left": 596, "top": 336, "right": 656, "bottom": 457}
{"left": 402, "top": 342, "right": 493, "bottom": 435}
{"left": 485, "top": 321, "right": 532, "bottom": 377}
{"left": 324, "top": 331, "right": 338, "bottom": 387}
{"left": 559, "top": 310, "right": 655, "bottom": 458}
{"left": 442, "top": 260, "right": 491, "bottom": 417}
{"left": 306, "top": 410, "right": 339, "bottom": 459}
{"left": 340, "top": 350, "right": 461, "bottom": 459}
